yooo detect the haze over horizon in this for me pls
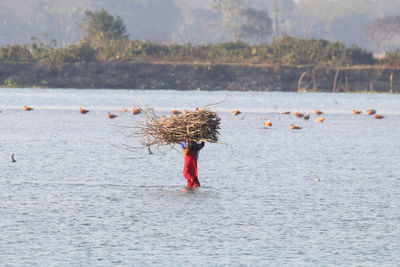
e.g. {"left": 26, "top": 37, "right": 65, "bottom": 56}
{"left": 1, "top": 0, "right": 400, "bottom": 52}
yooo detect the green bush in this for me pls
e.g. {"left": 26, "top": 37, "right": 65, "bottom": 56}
{"left": 261, "top": 35, "right": 374, "bottom": 66}
{"left": 0, "top": 45, "right": 33, "bottom": 62}
{"left": 58, "top": 43, "right": 97, "bottom": 63}
{"left": 2, "top": 77, "right": 20, "bottom": 88}
{"left": 0, "top": 36, "right": 377, "bottom": 66}
{"left": 382, "top": 50, "right": 400, "bottom": 68}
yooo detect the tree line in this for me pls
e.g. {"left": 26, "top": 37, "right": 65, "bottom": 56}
{"left": 3, "top": 0, "right": 400, "bottom": 52}
{"left": 2, "top": 8, "right": 400, "bottom": 68}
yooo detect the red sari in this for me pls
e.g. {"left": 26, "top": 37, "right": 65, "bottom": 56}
{"left": 182, "top": 141, "right": 204, "bottom": 188}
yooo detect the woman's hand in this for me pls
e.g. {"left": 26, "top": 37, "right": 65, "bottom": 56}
{"left": 185, "top": 136, "right": 190, "bottom": 146}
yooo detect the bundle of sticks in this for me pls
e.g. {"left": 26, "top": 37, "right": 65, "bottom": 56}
{"left": 135, "top": 108, "right": 221, "bottom": 147}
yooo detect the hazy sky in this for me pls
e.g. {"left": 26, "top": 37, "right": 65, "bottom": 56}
{"left": 0, "top": 0, "right": 399, "bottom": 51}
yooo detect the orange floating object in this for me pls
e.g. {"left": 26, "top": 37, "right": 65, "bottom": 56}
{"left": 289, "top": 124, "right": 302, "bottom": 130}
{"left": 314, "top": 117, "right": 325, "bottom": 123}
{"left": 79, "top": 107, "right": 89, "bottom": 114}
{"left": 352, "top": 109, "right": 362, "bottom": 114}
{"left": 170, "top": 109, "right": 181, "bottom": 115}
{"left": 23, "top": 105, "right": 33, "bottom": 111}
{"left": 264, "top": 120, "right": 272, "bottom": 127}
{"left": 294, "top": 112, "right": 303, "bottom": 118}
{"left": 108, "top": 112, "right": 118, "bottom": 119}
{"left": 231, "top": 109, "right": 241, "bottom": 116}
{"left": 374, "top": 114, "right": 384, "bottom": 119}
{"left": 365, "top": 108, "right": 376, "bottom": 115}
{"left": 132, "top": 107, "right": 142, "bottom": 115}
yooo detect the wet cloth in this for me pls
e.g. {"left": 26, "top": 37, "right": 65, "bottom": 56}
{"left": 181, "top": 141, "right": 205, "bottom": 187}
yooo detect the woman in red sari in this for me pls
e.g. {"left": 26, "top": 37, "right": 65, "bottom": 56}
{"left": 181, "top": 137, "right": 205, "bottom": 188}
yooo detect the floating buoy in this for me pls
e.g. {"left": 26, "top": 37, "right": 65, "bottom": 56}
{"left": 23, "top": 105, "right": 33, "bottom": 111}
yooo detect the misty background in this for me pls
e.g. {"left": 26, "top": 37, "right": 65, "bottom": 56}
{"left": 1, "top": 0, "right": 400, "bottom": 53}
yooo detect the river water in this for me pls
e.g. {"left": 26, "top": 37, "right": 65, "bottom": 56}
{"left": 0, "top": 88, "right": 399, "bottom": 266}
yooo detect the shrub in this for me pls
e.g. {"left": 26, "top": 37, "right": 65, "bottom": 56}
{"left": 2, "top": 77, "right": 20, "bottom": 88}
{"left": 0, "top": 35, "right": 377, "bottom": 66}
{"left": 58, "top": 43, "right": 97, "bottom": 63}
{"left": 0, "top": 45, "right": 33, "bottom": 62}
{"left": 263, "top": 35, "right": 375, "bottom": 66}
{"left": 382, "top": 50, "right": 400, "bottom": 68}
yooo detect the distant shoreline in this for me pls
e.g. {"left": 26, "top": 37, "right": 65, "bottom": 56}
{"left": 0, "top": 61, "right": 399, "bottom": 93}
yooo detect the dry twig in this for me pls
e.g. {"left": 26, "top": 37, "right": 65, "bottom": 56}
{"left": 133, "top": 108, "right": 221, "bottom": 147}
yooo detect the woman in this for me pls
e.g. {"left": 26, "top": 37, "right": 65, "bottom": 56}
{"left": 181, "top": 136, "right": 205, "bottom": 188}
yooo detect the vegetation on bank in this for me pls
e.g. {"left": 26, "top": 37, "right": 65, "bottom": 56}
{"left": 0, "top": 36, "right": 378, "bottom": 67}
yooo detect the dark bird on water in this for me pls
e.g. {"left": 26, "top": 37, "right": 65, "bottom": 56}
{"left": 79, "top": 107, "right": 89, "bottom": 114}
{"left": 11, "top": 154, "right": 16, "bottom": 162}
{"left": 148, "top": 147, "right": 154, "bottom": 155}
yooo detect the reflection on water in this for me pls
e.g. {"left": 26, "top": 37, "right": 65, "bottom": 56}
{"left": 1, "top": 88, "right": 400, "bottom": 266}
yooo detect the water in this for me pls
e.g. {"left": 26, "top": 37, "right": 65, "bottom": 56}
{"left": 1, "top": 88, "right": 399, "bottom": 266}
